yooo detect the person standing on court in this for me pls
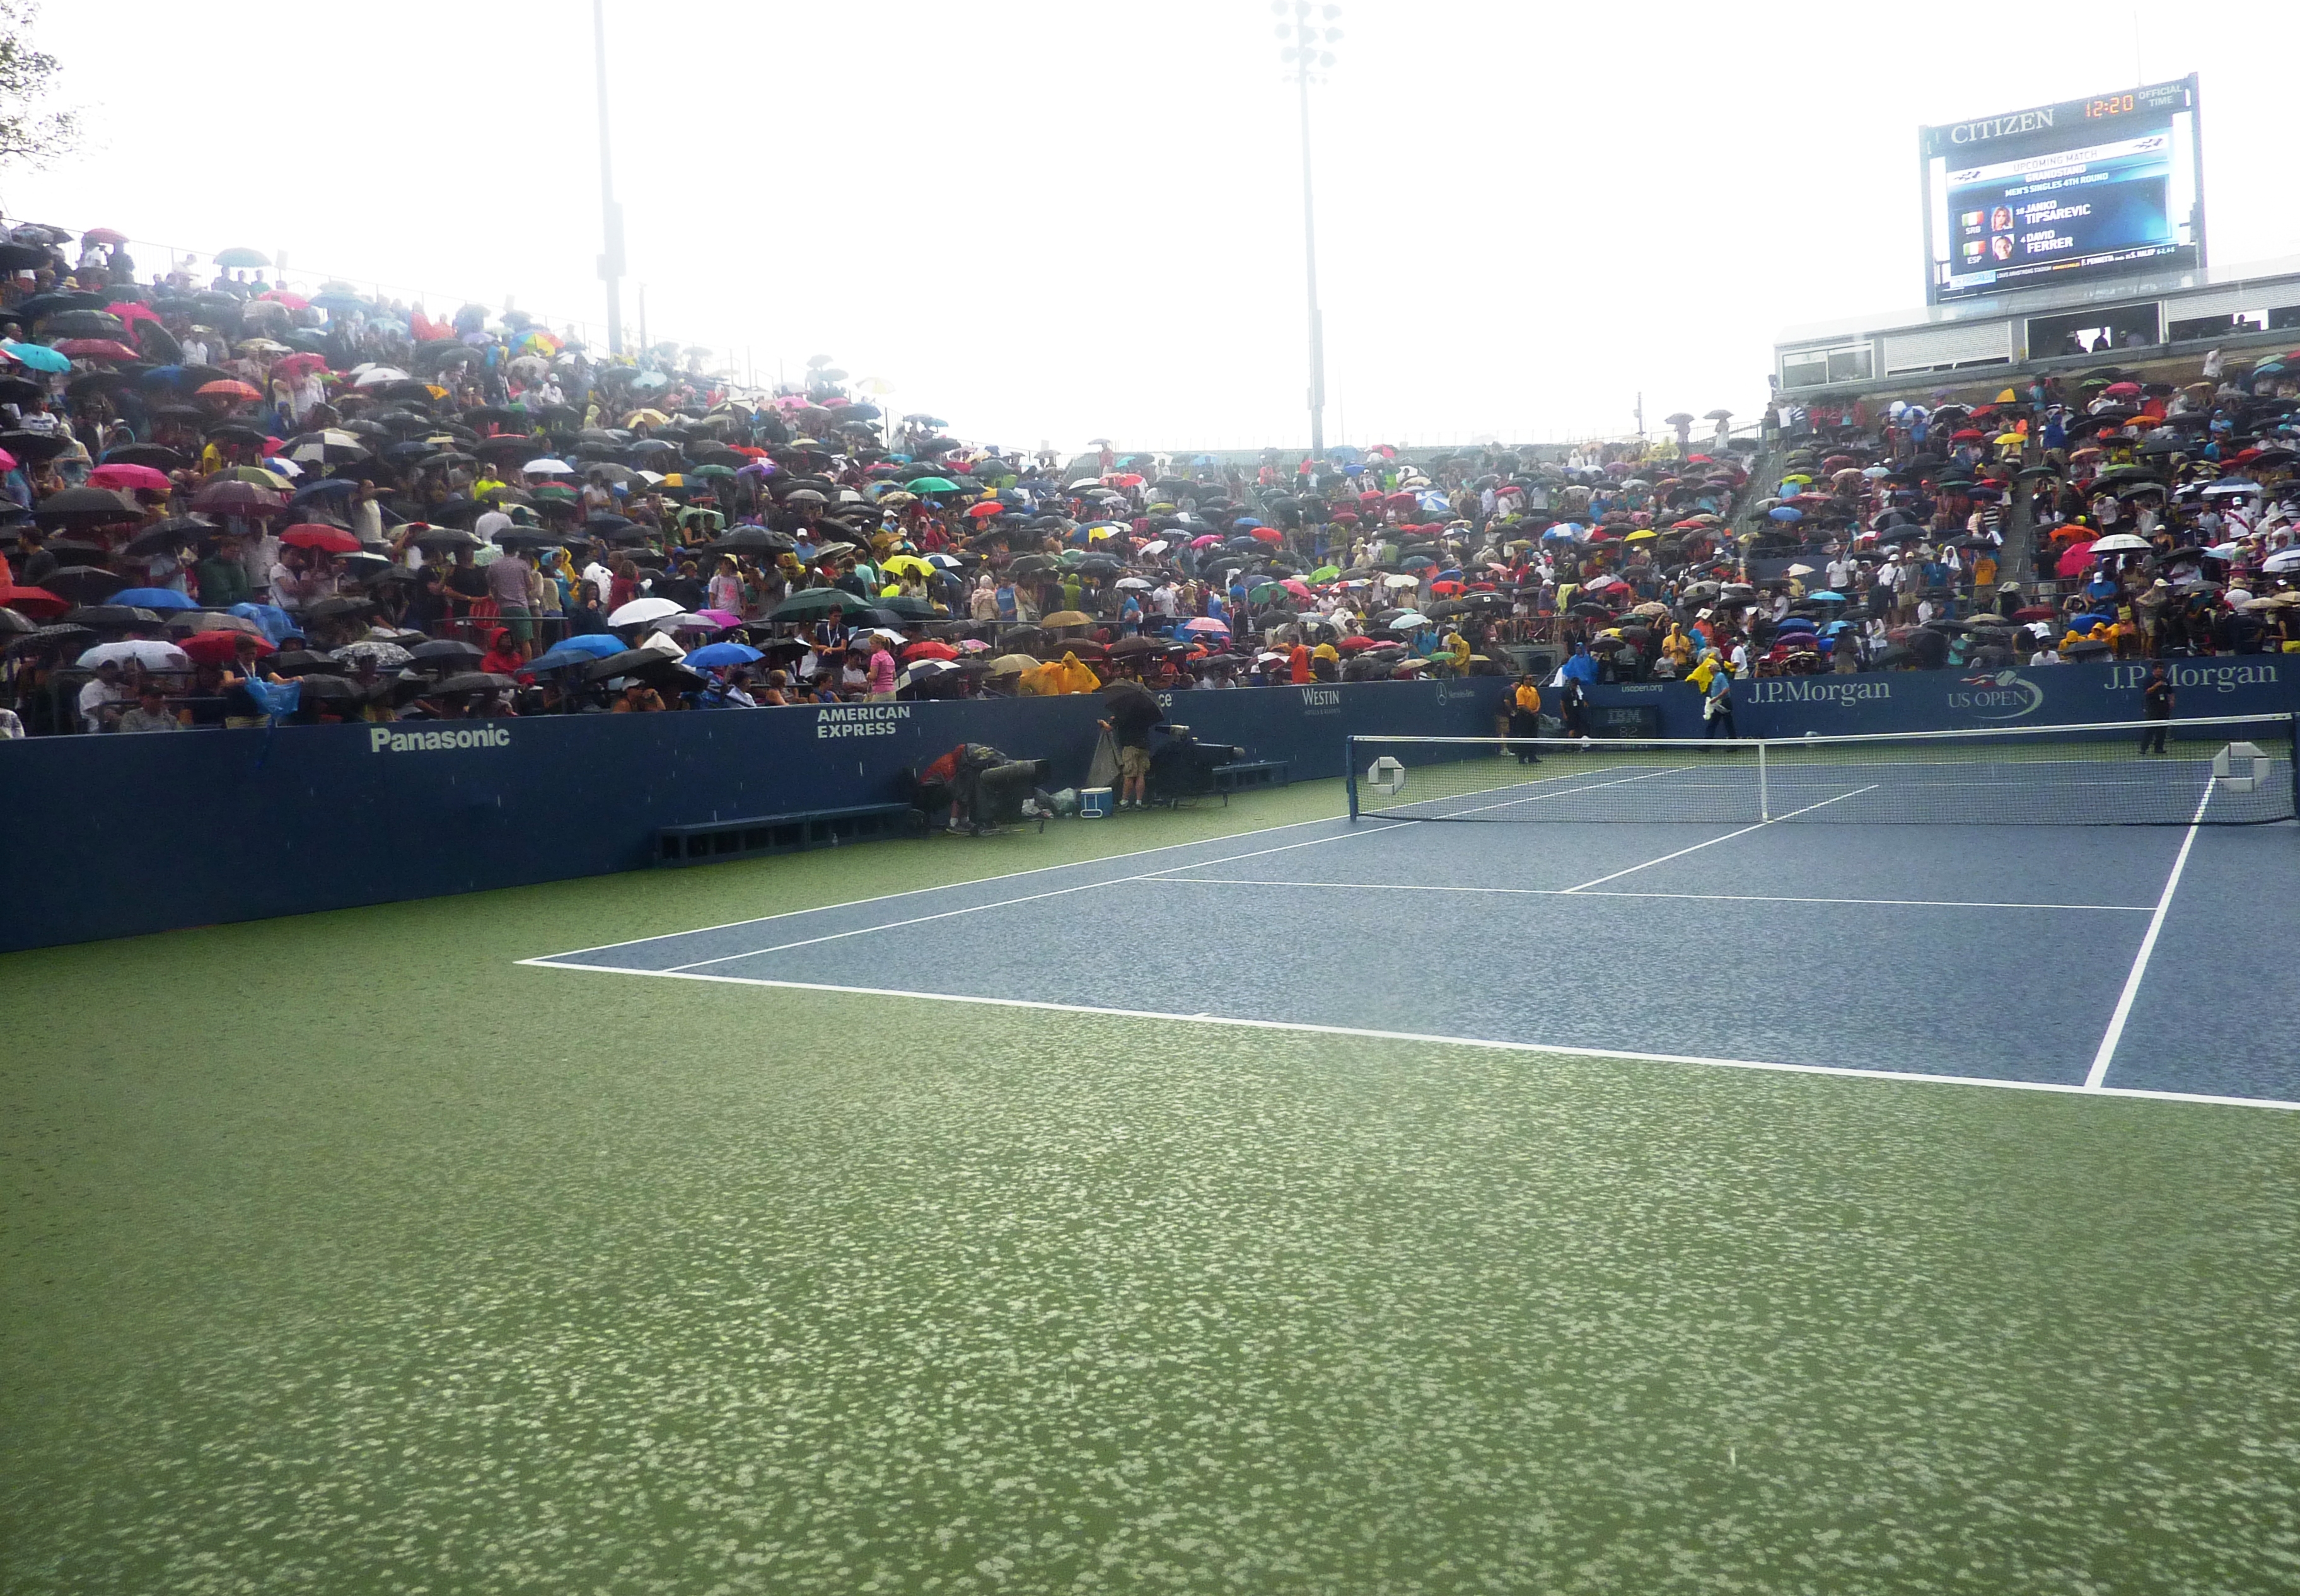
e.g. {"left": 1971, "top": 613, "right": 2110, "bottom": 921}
{"left": 2139, "top": 664, "right": 2173, "bottom": 754}
{"left": 1702, "top": 656, "right": 1738, "bottom": 739}
{"left": 1509, "top": 674, "right": 1543, "bottom": 763}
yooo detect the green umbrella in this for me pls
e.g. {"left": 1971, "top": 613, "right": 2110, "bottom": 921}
{"left": 906, "top": 477, "right": 960, "bottom": 493}
{"left": 772, "top": 587, "right": 866, "bottom": 620}
{"left": 1309, "top": 565, "right": 1341, "bottom": 582}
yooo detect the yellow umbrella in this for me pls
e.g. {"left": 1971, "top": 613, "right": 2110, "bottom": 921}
{"left": 1995, "top": 388, "right": 2019, "bottom": 403}
{"left": 1624, "top": 528, "right": 1658, "bottom": 542}
{"left": 882, "top": 554, "right": 932, "bottom": 578}
{"left": 623, "top": 408, "right": 671, "bottom": 427}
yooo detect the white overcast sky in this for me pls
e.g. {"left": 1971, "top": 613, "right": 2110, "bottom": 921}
{"left": 8, "top": 1, "right": 2298, "bottom": 453}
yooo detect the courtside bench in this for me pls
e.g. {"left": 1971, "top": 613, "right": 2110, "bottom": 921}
{"left": 657, "top": 802, "right": 921, "bottom": 866}
{"left": 1211, "top": 760, "right": 1289, "bottom": 800}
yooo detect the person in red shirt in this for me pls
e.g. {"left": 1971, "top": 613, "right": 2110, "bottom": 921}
{"left": 1289, "top": 640, "right": 1311, "bottom": 683}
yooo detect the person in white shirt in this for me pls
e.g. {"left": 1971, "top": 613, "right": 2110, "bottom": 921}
{"left": 79, "top": 662, "right": 131, "bottom": 732}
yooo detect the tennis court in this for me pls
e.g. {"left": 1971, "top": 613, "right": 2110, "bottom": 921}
{"left": 13, "top": 725, "right": 2300, "bottom": 1595}
{"left": 528, "top": 719, "right": 2300, "bottom": 1108}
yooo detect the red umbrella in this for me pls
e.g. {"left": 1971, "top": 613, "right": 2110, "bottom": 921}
{"left": 52, "top": 338, "right": 142, "bottom": 361}
{"left": 1249, "top": 526, "right": 1282, "bottom": 543}
{"left": 281, "top": 523, "right": 362, "bottom": 553}
{"left": 1950, "top": 428, "right": 1986, "bottom": 441}
{"left": 258, "top": 291, "right": 311, "bottom": 311}
{"left": 965, "top": 500, "right": 1004, "bottom": 519}
{"left": 902, "top": 639, "right": 958, "bottom": 662}
{"left": 1336, "top": 635, "right": 1383, "bottom": 651}
{"left": 197, "top": 379, "right": 263, "bottom": 402}
{"left": 88, "top": 463, "right": 171, "bottom": 495}
{"left": 175, "top": 629, "right": 274, "bottom": 665}
{"left": 81, "top": 227, "right": 127, "bottom": 246}
{"left": 0, "top": 584, "right": 67, "bottom": 619}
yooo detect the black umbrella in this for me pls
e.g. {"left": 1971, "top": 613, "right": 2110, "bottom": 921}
{"left": 39, "top": 565, "right": 131, "bottom": 604}
{"left": 270, "top": 649, "right": 346, "bottom": 676}
{"left": 1, "top": 430, "right": 74, "bottom": 465}
{"left": 405, "top": 638, "right": 484, "bottom": 671}
{"left": 430, "top": 671, "right": 520, "bottom": 695}
{"left": 62, "top": 604, "right": 163, "bottom": 630}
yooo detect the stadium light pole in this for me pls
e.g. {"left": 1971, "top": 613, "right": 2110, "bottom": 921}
{"left": 1276, "top": 2, "right": 1341, "bottom": 463}
{"left": 593, "top": 0, "right": 625, "bottom": 356}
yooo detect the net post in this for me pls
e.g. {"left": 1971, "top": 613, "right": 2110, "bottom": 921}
{"left": 1758, "top": 741, "right": 1770, "bottom": 823}
{"left": 1345, "top": 737, "right": 1359, "bottom": 821}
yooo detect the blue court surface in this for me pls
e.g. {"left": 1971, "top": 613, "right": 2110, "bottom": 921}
{"left": 526, "top": 801, "right": 2300, "bottom": 1111}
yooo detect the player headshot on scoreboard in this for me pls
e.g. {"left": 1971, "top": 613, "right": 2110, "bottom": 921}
{"left": 1992, "top": 234, "right": 2014, "bottom": 261}
{"left": 1990, "top": 205, "right": 2013, "bottom": 231}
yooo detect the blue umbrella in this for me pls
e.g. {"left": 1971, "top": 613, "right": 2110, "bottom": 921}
{"left": 540, "top": 632, "right": 629, "bottom": 659}
{"left": 684, "top": 641, "right": 763, "bottom": 669}
{"left": 1768, "top": 506, "right": 1803, "bottom": 522}
{"left": 526, "top": 645, "right": 608, "bottom": 674}
{"left": 228, "top": 602, "right": 301, "bottom": 644}
{"left": 1808, "top": 589, "right": 1845, "bottom": 601}
{"left": 1, "top": 340, "right": 71, "bottom": 373}
{"left": 110, "top": 587, "right": 200, "bottom": 611}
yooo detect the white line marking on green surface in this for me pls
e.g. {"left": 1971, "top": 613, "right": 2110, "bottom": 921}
{"left": 513, "top": 960, "right": 2300, "bottom": 1113}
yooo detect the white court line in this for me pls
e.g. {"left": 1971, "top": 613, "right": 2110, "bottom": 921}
{"left": 2084, "top": 784, "right": 2215, "bottom": 1090}
{"left": 514, "top": 960, "right": 2300, "bottom": 1114}
{"left": 1439, "top": 765, "right": 1697, "bottom": 817}
{"left": 533, "top": 812, "right": 1361, "bottom": 961}
{"left": 1557, "top": 786, "right": 1882, "bottom": 893}
{"left": 1143, "top": 877, "right": 2154, "bottom": 913}
{"left": 657, "top": 821, "right": 1412, "bottom": 972}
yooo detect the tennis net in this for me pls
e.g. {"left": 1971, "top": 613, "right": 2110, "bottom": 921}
{"left": 1347, "top": 715, "right": 2299, "bottom": 826}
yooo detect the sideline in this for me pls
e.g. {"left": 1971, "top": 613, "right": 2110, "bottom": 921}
{"left": 2084, "top": 784, "right": 2214, "bottom": 1090}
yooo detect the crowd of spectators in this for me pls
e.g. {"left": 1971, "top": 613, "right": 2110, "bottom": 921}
{"left": 1, "top": 218, "right": 2295, "bottom": 744}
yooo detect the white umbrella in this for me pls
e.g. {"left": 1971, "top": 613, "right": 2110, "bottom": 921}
{"left": 1382, "top": 573, "right": 1420, "bottom": 589}
{"left": 1138, "top": 539, "right": 1170, "bottom": 555}
{"left": 1386, "top": 611, "right": 1430, "bottom": 628}
{"left": 1787, "top": 563, "right": 1815, "bottom": 575}
{"left": 352, "top": 366, "right": 412, "bottom": 387}
{"left": 2089, "top": 533, "right": 2151, "bottom": 553}
{"left": 608, "top": 596, "right": 685, "bottom": 627}
{"left": 332, "top": 640, "right": 412, "bottom": 669}
{"left": 2261, "top": 548, "right": 2300, "bottom": 574}
{"left": 78, "top": 640, "right": 190, "bottom": 671}
{"left": 523, "top": 458, "right": 575, "bottom": 476}
{"left": 1115, "top": 577, "right": 1153, "bottom": 589}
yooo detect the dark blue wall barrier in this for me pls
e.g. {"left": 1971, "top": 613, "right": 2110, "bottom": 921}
{"left": 0, "top": 678, "right": 1514, "bottom": 952}
{"left": 1581, "top": 657, "right": 2300, "bottom": 740}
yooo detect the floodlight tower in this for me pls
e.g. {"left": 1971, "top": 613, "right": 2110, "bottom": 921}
{"left": 1275, "top": 1, "right": 1342, "bottom": 462}
{"left": 593, "top": 0, "right": 626, "bottom": 356}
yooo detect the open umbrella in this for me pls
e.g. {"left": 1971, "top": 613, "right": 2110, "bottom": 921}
{"left": 607, "top": 596, "right": 686, "bottom": 627}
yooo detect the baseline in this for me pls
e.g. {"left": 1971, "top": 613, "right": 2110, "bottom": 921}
{"left": 518, "top": 960, "right": 2300, "bottom": 1114}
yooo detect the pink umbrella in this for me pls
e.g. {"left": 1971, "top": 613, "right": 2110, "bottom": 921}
{"left": 2055, "top": 541, "right": 2098, "bottom": 578}
{"left": 691, "top": 608, "right": 743, "bottom": 627}
{"left": 1281, "top": 578, "right": 1313, "bottom": 598}
{"left": 1188, "top": 534, "right": 1221, "bottom": 548}
{"left": 88, "top": 463, "right": 171, "bottom": 494}
{"left": 0, "top": 448, "right": 18, "bottom": 474}
{"left": 105, "top": 301, "right": 162, "bottom": 331}
{"left": 1182, "top": 616, "right": 1229, "bottom": 634}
